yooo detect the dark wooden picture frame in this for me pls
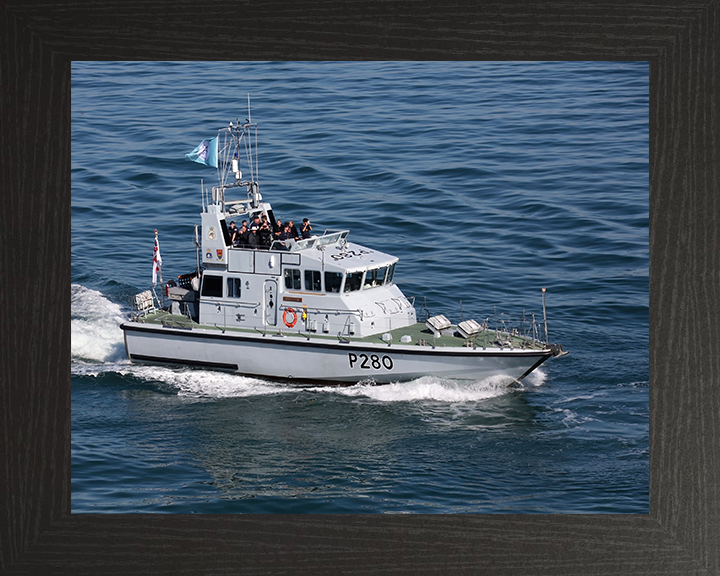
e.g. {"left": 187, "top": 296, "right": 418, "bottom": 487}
{"left": 1, "top": 2, "right": 717, "bottom": 574}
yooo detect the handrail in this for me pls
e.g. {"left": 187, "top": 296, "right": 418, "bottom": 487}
{"left": 279, "top": 303, "right": 362, "bottom": 317}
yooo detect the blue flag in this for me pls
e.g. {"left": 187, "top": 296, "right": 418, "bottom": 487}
{"left": 185, "top": 137, "right": 218, "bottom": 167}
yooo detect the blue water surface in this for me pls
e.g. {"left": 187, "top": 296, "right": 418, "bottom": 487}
{"left": 71, "top": 61, "right": 648, "bottom": 513}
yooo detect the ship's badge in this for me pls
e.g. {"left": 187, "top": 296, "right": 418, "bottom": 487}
{"left": 216, "top": 249, "right": 223, "bottom": 259}
{"left": 205, "top": 249, "right": 212, "bottom": 260}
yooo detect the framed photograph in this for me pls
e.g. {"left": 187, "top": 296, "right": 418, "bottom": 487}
{"left": 1, "top": 2, "right": 716, "bottom": 574}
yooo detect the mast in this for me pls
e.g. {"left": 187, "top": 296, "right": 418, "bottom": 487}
{"left": 203, "top": 100, "right": 262, "bottom": 220}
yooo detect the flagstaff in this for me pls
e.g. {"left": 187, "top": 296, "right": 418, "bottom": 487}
{"left": 152, "top": 229, "right": 164, "bottom": 307}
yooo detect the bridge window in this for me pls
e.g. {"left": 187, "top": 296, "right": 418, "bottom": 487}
{"left": 305, "top": 270, "right": 322, "bottom": 292}
{"left": 227, "top": 277, "right": 242, "bottom": 298}
{"left": 387, "top": 262, "right": 396, "bottom": 285}
{"left": 344, "top": 271, "right": 363, "bottom": 292}
{"left": 325, "top": 271, "right": 343, "bottom": 293}
{"left": 284, "top": 268, "right": 301, "bottom": 290}
{"left": 364, "top": 266, "right": 387, "bottom": 289}
{"left": 201, "top": 274, "right": 223, "bottom": 298}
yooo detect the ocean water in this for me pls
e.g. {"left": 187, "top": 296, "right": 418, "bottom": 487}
{"left": 71, "top": 61, "right": 649, "bottom": 513}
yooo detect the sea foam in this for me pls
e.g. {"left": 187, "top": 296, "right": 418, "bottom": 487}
{"left": 71, "top": 284, "right": 127, "bottom": 363}
{"left": 314, "top": 373, "right": 524, "bottom": 403}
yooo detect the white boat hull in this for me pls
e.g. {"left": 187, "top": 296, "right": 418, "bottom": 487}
{"left": 121, "top": 323, "right": 552, "bottom": 385}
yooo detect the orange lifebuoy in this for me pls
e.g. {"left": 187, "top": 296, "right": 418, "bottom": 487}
{"left": 283, "top": 308, "right": 297, "bottom": 328}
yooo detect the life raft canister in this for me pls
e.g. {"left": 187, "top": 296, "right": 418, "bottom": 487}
{"left": 283, "top": 308, "right": 297, "bottom": 328}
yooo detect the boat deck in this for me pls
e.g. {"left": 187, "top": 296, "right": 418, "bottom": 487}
{"left": 130, "top": 310, "right": 546, "bottom": 351}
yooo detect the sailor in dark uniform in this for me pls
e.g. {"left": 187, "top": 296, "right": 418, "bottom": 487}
{"left": 248, "top": 215, "right": 261, "bottom": 249}
{"left": 228, "top": 221, "right": 239, "bottom": 245}
{"left": 235, "top": 220, "right": 249, "bottom": 246}
{"left": 301, "top": 218, "right": 313, "bottom": 238}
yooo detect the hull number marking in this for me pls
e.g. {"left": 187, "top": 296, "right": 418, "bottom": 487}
{"left": 348, "top": 353, "right": 394, "bottom": 371}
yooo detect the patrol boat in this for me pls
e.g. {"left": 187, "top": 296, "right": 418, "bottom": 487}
{"left": 120, "top": 112, "right": 567, "bottom": 385}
